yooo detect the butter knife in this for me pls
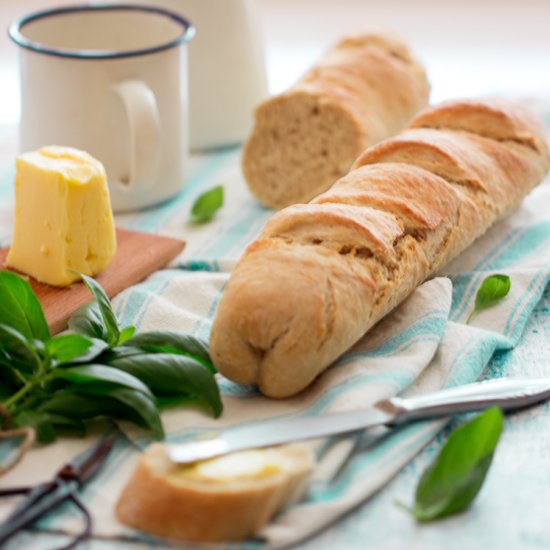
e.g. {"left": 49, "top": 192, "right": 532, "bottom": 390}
{"left": 168, "top": 377, "right": 550, "bottom": 464}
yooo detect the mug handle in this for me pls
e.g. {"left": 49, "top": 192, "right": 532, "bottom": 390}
{"left": 113, "top": 80, "right": 161, "bottom": 190}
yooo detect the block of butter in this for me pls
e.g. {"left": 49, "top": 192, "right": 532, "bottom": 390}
{"left": 7, "top": 146, "right": 117, "bottom": 286}
{"left": 116, "top": 442, "right": 314, "bottom": 542}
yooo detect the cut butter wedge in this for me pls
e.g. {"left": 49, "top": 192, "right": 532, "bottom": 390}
{"left": 7, "top": 146, "right": 116, "bottom": 286}
{"left": 116, "top": 442, "right": 314, "bottom": 543}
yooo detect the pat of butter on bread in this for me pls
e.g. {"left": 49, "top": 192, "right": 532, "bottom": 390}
{"left": 7, "top": 146, "right": 116, "bottom": 286}
{"left": 116, "top": 443, "right": 314, "bottom": 542}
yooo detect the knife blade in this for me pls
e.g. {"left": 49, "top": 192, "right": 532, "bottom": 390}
{"left": 168, "top": 377, "right": 550, "bottom": 464}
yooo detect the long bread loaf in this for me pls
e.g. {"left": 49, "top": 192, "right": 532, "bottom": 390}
{"left": 242, "top": 33, "right": 430, "bottom": 209}
{"left": 211, "top": 99, "right": 550, "bottom": 398}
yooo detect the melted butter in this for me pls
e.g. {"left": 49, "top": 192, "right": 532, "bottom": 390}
{"left": 172, "top": 449, "right": 284, "bottom": 483}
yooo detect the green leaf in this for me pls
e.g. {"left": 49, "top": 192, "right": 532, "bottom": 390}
{"left": 42, "top": 387, "right": 163, "bottom": 439}
{"left": 48, "top": 364, "right": 153, "bottom": 397}
{"left": 0, "top": 271, "right": 50, "bottom": 341}
{"left": 45, "top": 413, "right": 86, "bottom": 437}
{"left": 14, "top": 409, "right": 87, "bottom": 443}
{"left": 68, "top": 385, "right": 163, "bottom": 439}
{"left": 0, "top": 374, "right": 16, "bottom": 400}
{"left": 0, "top": 323, "right": 40, "bottom": 372}
{"left": 37, "top": 392, "right": 132, "bottom": 436}
{"left": 467, "top": 274, "right": 511, "bottom": 324}
{"left": 0, "top": 351, "right": 32, "bottom": 385}
{"left": 41, "top": 391, "right": 123, "bottom": 419}
{"left": 410, "top": 407, "right": 503, "bottom": 522}
{"left": 100, "top": 346, "right": 144, "bottom": 362}
{"left": 68, "top": 301, "right": 108, "bottom": 342}
{"left": 190, "top": 185, "right": 224, "bottom": 223}
{"left": 123, "top": 330, "right": 214, "bottom": 371}
{"left": 118, "top": 326, "right": 136, "bottom": 344}
{"left": 108, "top": 353, "right": 222, "bottom": 417}
{"left": 78, "top": 273, "right": 120, "bottom": 346}
{"left": 13, "top": 410, "right": 57, "bottom": 443}
{"left": 156, "top": 394, "right": 196, "bottom": 410}
{"left": 61, "top": 338, "right": 109, "bottom": 365}
{"left": 0, "top": 323, "right": 41, "bottom": 362}
{"left": 0, "top": 323, "right": 30, "bottom": 350}
{"left": 46, "top": 334, "right": 93, "bottom": 364}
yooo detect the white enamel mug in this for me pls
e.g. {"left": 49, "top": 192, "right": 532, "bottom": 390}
{"left": 9, "top": 4, "right": 195, "bottom": 212}
{"left": 114, "top": 0, "right": 269, "bottom": 150}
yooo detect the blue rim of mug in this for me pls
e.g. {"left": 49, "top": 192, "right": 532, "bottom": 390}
{"left": 8, "top": 3, "right": 195, "bottom": 60}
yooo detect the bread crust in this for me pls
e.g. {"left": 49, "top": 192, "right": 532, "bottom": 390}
{"left": 116, "top": 443, "right": 314, "bottom": 542}
{"left": 242, "top": 33, "right": 430, "bottom": 209}
{"left": 211, "top": 99, "right": 550, "bottom": 398}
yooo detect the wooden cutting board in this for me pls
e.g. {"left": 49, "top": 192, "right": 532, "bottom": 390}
{"left": 0, "top": 228, "right": 185, "bottom": 334}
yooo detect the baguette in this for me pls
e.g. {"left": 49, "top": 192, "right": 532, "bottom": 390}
{"left": 116, "top": 443, "right": 314, "bottom": 543}
{"left": 242, "top": 33, "right": 430, "bottom": 209}
{"left": 210, "top": 99, "right": 550, "bottom": 398}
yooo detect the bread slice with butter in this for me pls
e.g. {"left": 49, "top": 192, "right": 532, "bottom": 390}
{"left": 7, "top": 146, "right": 116, "bottom": 286}
{"left": 116, "top": 443, "right": 314, "bottom": 543}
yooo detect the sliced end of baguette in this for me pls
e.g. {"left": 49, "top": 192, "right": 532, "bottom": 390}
{"left": 243, "top": 90, "right": 363, "bottom": 209}
{"left": 116, "top": 443, "right": 314, "bottom": 543}
{"left": 241, "top": 32, "right": 430, "bottom": 210}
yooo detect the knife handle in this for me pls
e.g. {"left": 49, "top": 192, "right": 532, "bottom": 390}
{"left": 386, "top": 377, "right": 550, "bottom": 424}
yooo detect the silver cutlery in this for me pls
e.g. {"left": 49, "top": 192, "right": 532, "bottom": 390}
{"left": 168, "top": 377, "right": 550, "bottom": 464}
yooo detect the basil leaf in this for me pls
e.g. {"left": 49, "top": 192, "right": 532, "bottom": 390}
{"left": 69, "top": 301, "right": 108, "bottom": 342}
{"left": 0, "top": 324, "right": 42, "bottom": 376}
{"left": 48, "top": 364, "right": 153, "bottom": 397}
{"left": 0, "top": 350, "right": 32, "bottom": 384}
{"left": 42, "top": 386, "right": 163, "bottom": 439}
{"left": 411, "top": 407, "right": 503, "bottom": 522}
{"left": 118, "top": 326, "right": 136, "bottom": 344}
{"left": 124, "top": 330, "right": 213, "bottom": 370}
{"left": 61, "top": 338, "right": 109, "bottom": 365}
{"left": 78, "top": 273, "right": 120, "bottom": 346}
{"left": 0, "top": 374, "right": 16, "bottom": 400}
{"left": 41, "top": 392, "right": 123, "bottom": 419}
{"left": 0, "top": 323, "right": 30, "bottom": 350}
{"left": 467, "top": 274, "right": 511, "bottom": 324}
{"left": 44, "top": 413, "right": 86, "bottom": 437}
{"left": 0, "top": 271, "right": 50, "bottom": 341}
{"left": 101, "top": 346, "right": 144, "bottom": 362}
{"left": 108, "top": 353, "right": 222, "bottom": 417}
{"left": 37, "top": 392, "right": 141, "bottom": 436}
{"left": 46, "top": 334, "right": 93, "bottom": 364}
{"left": 13, "top": 409, "right": 86, "bottom": 443}
{"left": 191, "top": 185, "right": 224, "bottom": 223}
{"left": 156, "top": 394, "right": 196, "bottom": 410}
{"left": 71, "top": 385, "right": 163, "bottom": 439}
{"left": 13, "top": 410, "right": 57, "bottom": 443}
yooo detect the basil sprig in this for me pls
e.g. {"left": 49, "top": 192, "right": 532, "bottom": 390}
{"left": 408, "top": 407, "right": 503, "bottom": 522}
{"left": 0, "top": 270, "right": 222, "bottom": 443}
{"left": 467, "top": 274, "right": 511, "bottom": 324}
{"left": 191, "top": 185, "right": 224, "bottom": 223}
